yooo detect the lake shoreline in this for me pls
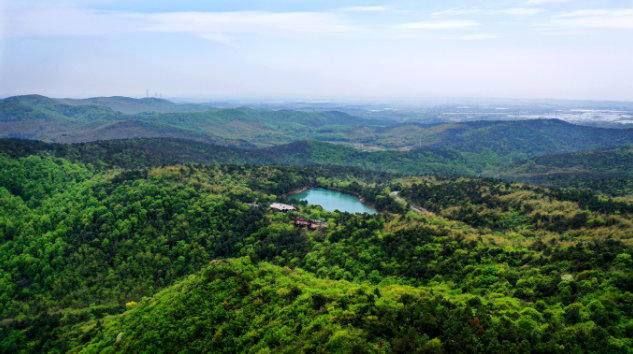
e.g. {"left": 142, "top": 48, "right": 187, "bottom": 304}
{"left": 287, "top": 186, "right": 377, "bottom": 213}
{"left": 280, "top": 183, "right": 318, "bottom": 198}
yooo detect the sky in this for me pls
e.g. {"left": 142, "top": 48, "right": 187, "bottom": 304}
{"left": 1, "top": 0, "right": 632, "bottom": 101}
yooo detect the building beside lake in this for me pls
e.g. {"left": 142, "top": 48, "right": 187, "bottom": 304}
{"left": 292, "top": 217, "right": 324, "bottom": 230}
{"left": 270, "top": 203, "right": 297, "bottom": 212}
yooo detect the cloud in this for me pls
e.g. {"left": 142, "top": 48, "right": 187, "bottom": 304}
{"left": 1, "top": 4, "right": 358, "bottom": 43}
{"left": 458, "top": 34, "right": 498, "bottom": 40}
{"left": 500, "top": 8, "right": 543, "bottom": 16}
{"left": 395, "top": 21, "right": 480, "bottom": 30}
{"left": 436, "top": 33, "right": 497, "bottom": 40}
{"left": 2, "top": 4, "right": 144, "bottom": 37}
{"left": 337, "top": 6, "right": 392, "bottom": 12}
{"left": 538, "top": 30, "right": 590, "bottom": 35}
{"left": 432, "top": 7, "right": 542, "bottom": 16}
{"left": 545, "top": 9, "right": 633, "bottom": 30}
{"left": 431, "top": 8, "right": 482, "bottom": 16}
{"left": 523, "top": 0, "right": 572, "bottom": 5}
{"left": 137, "top": 11, "right": 356, "bottom": 43}
{"left": 558, "top": 9, "right": 633, "bottom": 17}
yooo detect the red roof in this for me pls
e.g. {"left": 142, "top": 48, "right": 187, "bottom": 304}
{"left": 299, "top": 218, "right": 305, "bottom": 221}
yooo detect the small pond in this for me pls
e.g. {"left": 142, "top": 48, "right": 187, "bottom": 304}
{"left": 289, "top": 188, "right": 377, "bottom": 214}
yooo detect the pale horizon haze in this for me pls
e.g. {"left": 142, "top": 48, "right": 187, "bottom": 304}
{"left": 1, "top": 0, "right": 633, "bottom": 101}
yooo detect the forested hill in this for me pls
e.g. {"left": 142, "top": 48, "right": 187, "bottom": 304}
{"left": 0, "top": 95, "right": 389, "bottom": 146}
{"left": 2, "top": 153, "right": 633, "bottom": 353}
{"left": 3, "top": 95, "right": 633, "bottom": 152}
{"left": 58, "top": 97, "right": 212, "bottom": 114}
{"left": 496, "top": 145, "right": 633, "bottom": 177}
{"left": 4, "top": 94, "right": 213, "bottom": 114}
{"left": 417, "top": 119, "right": 633, "bottom": 157}
{"left": 0, "top": 98, "right": 253, "bottom": 147}
{"left": 0, "top": 138, "right": 472, "bottom": 175}
{"left": 488, "top": 145, "right": 633, "bottom": 197}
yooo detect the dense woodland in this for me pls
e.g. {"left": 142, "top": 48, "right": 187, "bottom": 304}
{"left": 2, "top": 142, "right": 633, "bottom": 353}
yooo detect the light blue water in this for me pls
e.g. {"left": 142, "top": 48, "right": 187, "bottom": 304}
{"left": 289, "top": 188, "right": 377, "bottom": 214}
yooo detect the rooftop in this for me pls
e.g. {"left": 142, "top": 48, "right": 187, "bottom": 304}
{"left": 270, "top": 203, "right": 297, "bottom": 211}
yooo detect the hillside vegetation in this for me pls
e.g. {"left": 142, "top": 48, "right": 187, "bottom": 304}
{"left": 2, "top": 146, "right": 633, "bottom": 353}
{"left": 490, "top": 145, "right": 633, "bottom": 197}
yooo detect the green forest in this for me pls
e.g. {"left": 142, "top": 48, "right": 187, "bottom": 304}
{"left": 2, "top": 139, "right": 633, "bottom": 353}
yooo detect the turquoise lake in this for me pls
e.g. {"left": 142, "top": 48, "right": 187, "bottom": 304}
{"left": 289, "top": 188, "right": 377, "bottom": 214}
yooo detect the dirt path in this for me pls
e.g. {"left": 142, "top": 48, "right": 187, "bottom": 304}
{"left": 390, "top": 191, "right": 429, "bottom": 213}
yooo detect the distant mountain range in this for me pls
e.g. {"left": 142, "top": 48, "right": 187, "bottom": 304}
{"left": 0, "top": 95, "right": 391, "bottom": 147}
{"left": 3, "top": 95, "right": 633, "bottom": 152}
{"left": 4, "top": 94, "right": 214, "bottom": 114}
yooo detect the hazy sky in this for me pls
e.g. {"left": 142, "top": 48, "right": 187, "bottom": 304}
{"left": 1, "top": 0, "right": 632, "bottom": 100}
